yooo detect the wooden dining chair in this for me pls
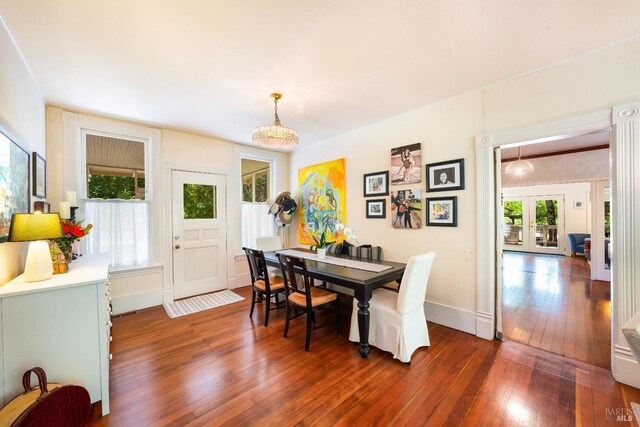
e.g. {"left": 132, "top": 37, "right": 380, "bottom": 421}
{"left": 243, "top": 247, "right": 286, "bottom": 327}
{"left": 277, "top": 253, "right": 342, "bottom": 351}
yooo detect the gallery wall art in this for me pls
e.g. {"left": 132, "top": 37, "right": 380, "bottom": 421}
{"left": 390, "top": 143, "right": 421, "bottom": 185}
{"left": 426, "top": 158, "right": 465, "bottom": 192}
{"left": 363, "top": 171, "right": 389, "bottom": 197}
{"left": 0, "top": 129, "right": 30, "bottom": 242}
{"left": 390, "top": 189, "right": 422, "bottom": 229}
{"left": 426, "top": 196, "right": 458, "bottom": 227}
{"left": 298, "top": 158, "right": 346, "bottom": 245}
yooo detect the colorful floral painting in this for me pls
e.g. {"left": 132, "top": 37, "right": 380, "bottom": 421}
{"left": 298, "top": 158, "right": 346, "bottom": 245}
{"left": 0, "top": 130, "right": 30, "bottom": 242}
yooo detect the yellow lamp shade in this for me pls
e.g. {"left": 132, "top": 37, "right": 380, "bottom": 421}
{"left": 8, "top": 213, "right": 64, "bottom": 242}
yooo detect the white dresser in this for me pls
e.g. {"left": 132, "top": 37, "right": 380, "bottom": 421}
{"left": 0, "top": 254, "right": 112, "bottom": 415}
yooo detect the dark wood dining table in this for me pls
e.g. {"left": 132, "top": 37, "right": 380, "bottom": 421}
{"left": 263, "top": 249, "right": 407, "bottom": 358}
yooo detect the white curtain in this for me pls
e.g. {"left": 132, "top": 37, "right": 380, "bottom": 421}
{"left": 83, "top": 200, "right": 150, "bottom": 269}
{"left": 241, "top": 202, "right": 275, "bottom": 249}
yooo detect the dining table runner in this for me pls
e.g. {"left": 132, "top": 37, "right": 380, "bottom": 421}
{"left": 276, "top": 249, "right": 393, "bottom": 273}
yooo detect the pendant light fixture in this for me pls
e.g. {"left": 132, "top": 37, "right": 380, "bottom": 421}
{"left": 505, "top": 146, "right": 534, "bottom": 175}
{"left": 252, "top": 93, "right": 299, "bottom": 148}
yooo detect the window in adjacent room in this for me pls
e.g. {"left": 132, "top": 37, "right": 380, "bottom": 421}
{"left": 83, "top": 133, "right": 150, "bottom": 269}
{"left": 241, "top": 158, "right": 274, "bottom": 248}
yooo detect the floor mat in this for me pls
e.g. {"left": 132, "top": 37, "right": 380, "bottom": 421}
{"left": 163, "top": 289, "right": 244, "bottom": 318}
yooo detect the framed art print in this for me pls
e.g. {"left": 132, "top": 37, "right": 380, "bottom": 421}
{"left": 390, "top": 189, "right": 422, "bottom": 228}
{"left": 366, "top": 199, "right": 386, "bottom": 218}
{"left": 426, "top": 196, "right": 457, "bottom": 227}
{"left": 32, "top": 152, "right": 46, "bottom": 198}
{"left": 0, "top": 127, "right": 30, "bottom": 242}
{"left": 426, "top": 158, "right": 465, "bottom": 192}
{"left": 390, "top": 143, "right": 421, "bottom": 185}
{"left": 363, "top": 171, "right": 389, "bottom": 197}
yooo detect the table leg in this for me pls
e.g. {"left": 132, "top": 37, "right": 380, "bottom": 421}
{"left": 357, "top": 300, "right": 370, "bottom": 358}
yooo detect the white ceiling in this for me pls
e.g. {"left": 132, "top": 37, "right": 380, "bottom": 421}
{"left": 2, "top": 1, "right": 640, "bottom": 149}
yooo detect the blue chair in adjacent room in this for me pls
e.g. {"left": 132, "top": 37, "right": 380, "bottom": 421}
{"left": 567, "top": 233, "right": 590, "bottom": 257}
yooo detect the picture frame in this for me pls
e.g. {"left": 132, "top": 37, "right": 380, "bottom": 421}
{"left": 363, "top": 171, "right": 389, "bottom": 197}
{"left": 34, "top": 201, "right": 51, "bottom": 213}
{"left": 390, "top": 189, "right": 422, "bottom": 228}
{"left": 32, "top": 152, "right": 46, "bottom": 198}
{"left": 0, "top": 128, "right": 30, "bottom": 243}
{"left": 366, "top": 199, "right": 386, "bottom": 218}
{"left": 390, "top": 143, "right": 421, "bottom": 185}
{"left": 426, "top": 196, "right": 457, "bottom": 227}
{"left": 426, "top": 158, "right": 465, "bottom": 192}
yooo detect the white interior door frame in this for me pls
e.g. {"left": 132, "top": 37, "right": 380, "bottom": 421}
{"left": 591, "top": 180, "right": 611, "bottom": 281}
{"left": 476, "top": 103, "right": 640, "bottom": 388}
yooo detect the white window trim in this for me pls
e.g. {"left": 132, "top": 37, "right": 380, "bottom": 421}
{"left": 231, "top": 145, "right": 287, "bottom": 257}
{"left": 61, "top": 111, "right": 161, "bottom": 266}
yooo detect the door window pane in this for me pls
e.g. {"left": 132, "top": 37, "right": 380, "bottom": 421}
{"left": 504, "top": 200, "right": 523, "bottom": 246}
{"left": 535, "top": 199, "right": 558, "bottom": 248}
{"left": 184, "top": 184, "right": 217, "bottom": 219}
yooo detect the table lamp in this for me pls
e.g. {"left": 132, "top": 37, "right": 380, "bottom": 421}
{"left": 8, "top": 213, "right": 64, "bottom": 282}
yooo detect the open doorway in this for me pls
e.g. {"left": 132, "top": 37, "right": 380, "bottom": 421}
{"left": 499, "top": 130, "right": 612, "bottom": 369}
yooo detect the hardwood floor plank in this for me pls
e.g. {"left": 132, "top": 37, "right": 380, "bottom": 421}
{"left": 502, "top": 252, "right": 611, "bottom": 369}
{"left": 89, "top": 286, "right": 637, "bottom": 426}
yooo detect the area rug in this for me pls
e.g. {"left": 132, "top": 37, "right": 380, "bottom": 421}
{"left": 163, "top": 289, "right": 244, "bottom": 318}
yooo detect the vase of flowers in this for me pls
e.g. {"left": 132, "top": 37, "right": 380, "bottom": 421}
{"left": 51, "top": 219, "right": 92, "bottom": 269}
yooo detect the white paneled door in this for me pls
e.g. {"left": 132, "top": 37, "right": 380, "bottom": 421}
{"left": 172, "top": 171, "right": 227, "bottom": 299}
{"left": 503, "top": 195, "right": 565, "bottom": 255}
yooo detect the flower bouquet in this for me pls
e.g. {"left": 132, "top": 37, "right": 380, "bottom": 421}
{"left": 50, "top": 219, "right": 93, "bottom": 272}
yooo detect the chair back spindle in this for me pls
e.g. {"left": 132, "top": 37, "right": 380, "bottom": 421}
{"left": 277, "top": 254, "right": 313, "bottom": 310}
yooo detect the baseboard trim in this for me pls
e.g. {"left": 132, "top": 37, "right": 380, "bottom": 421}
{"left": 475, "top": 311, "right": 494, "bottom": 340}
{"left": 613, "top": 347, "right": 640, "bottom": 389}
{"left": 112, "top": 289, "right": 163, "bottom": 315}
{"left": 228, "top": 273, "right": 250, "bottom": 290}
{"left": 163, "top": 287, "right": 173, "bottom": 305}
{"left": 424, "top": 300, "right": 476, "bottom": 336}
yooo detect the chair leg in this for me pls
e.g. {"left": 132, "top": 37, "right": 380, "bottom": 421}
{"left": 249, "top": 290, "right": 256, "bottom": 318}
{"left": 335, "top": 299, "right": 342, "bottom": 336}
{"left": 305, "top": 311, "right": 313, "bottom": 352}
{"left": 311, "top": 311, "right": 316, "bottom": 324}
{"left": 284, "top": 304, "right": 291, "bottom": 338}
{"left": 275, "top": 292, "right": 280, "bottom": 308}
{"left": 264, "top": 292, "right": 271, "bottom": 327}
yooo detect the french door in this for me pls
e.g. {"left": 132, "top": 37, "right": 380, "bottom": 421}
{"left": 172, "top": 170, "right": 227, "bottom": 299}
{"left": 503, "top": 195, "right": 565, "bottom": 255}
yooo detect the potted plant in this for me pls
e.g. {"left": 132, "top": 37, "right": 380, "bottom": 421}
{"left": 310, "top": 228, "right": 333, "bottom": 259}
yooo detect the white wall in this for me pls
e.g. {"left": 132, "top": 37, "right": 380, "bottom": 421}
{"left": 502, "top": 182, "right": 592, "bottom": 255}
{"left": 289, "top": 36, "right": 640, "bottom": 335}
{"left": 501, "top": 149, "right": 609, "bottom": 187}
{"left": 290, "top": 91, "right": 483, "bottom": 333}
{"left": 0, "top": 18, "right": 45, "bottom": 285}
{"left": 45, "top": 108, "right": 287, "bottom": 313}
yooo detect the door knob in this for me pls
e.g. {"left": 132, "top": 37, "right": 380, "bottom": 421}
{"left": 175, "top": 244, "right": 181, "bottom": 249}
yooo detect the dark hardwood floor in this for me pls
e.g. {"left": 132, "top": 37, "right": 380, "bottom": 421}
{"left": 91, "top": 285, "right": 639, "bottom": 426}
{"left": 502, "top": 251, "right": 611, "bottom": 369}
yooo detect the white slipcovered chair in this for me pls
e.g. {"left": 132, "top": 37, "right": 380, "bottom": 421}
{"left": 255, "top": 236, "right": 282, "bottom": 252}
{"left": 349, "top": 251, "right": 436, "bottom": 363}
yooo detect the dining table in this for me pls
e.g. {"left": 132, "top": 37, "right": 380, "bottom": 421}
{"left": 263, "top": 248, "right": 407, "bottom": 358}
